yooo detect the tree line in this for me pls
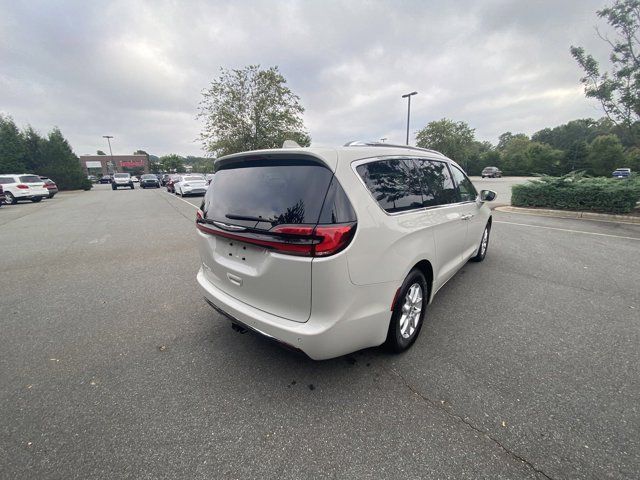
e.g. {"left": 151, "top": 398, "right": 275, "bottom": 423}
{"left": 0, "top": 115, "right": 90, "bottom": 190}
{"left": 415, "top": 117, "right": 638, "bottom": 176}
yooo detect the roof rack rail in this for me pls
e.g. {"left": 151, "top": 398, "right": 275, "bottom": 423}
{"left": 343, "top": 141, "right": 444, "bottom": 156}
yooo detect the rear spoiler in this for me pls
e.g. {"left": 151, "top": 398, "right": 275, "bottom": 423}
{"left": 215, "top": 150, "right": 338, "bottom": 172}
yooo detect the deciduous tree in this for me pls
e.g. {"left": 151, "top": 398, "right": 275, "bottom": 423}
{"left": 198, "top": 65, "right": 310, "bottom": 157}
{"left": 415, "top": 119, "right": 476, "bottom": 169}
{"left": 571, "top": 0, "right": 640, "bottom": 140}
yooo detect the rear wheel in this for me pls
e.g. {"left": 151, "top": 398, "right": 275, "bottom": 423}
{"left": 470, "top": 223, "right": 491, "bottom": 262}
{"left": 385, "top": 270, "right": 427, "bottom": 353}
{"left": 31, "top": 197, "right": 42, "bottom": 203}
{"left": 5, "top": 192, "right": 17, "bottom": 204}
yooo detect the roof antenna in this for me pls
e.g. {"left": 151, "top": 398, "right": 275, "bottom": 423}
{"left": 282, "top": 140, "right": 302, "bottom": 148}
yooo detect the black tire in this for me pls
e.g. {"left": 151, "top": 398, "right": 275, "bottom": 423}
{"left": 5, "top": 192, "right": 17, "bottom": 204}
{"left": 49, "top": 193, "right": 55, "bottom": 199}
{"left": 470, "top": 223, "right": 491, "bottom": 262}
{"left": 112, "top": 185, "right": 117, "bottom": 190}
{"left": 31, "top": 197, "right": 42, "bottom": 203}
{"left": 481, "top": 175, "right": 485, "bottom": 178}
{"left": 385, "top": 269, "right": 428, "bottom": 353}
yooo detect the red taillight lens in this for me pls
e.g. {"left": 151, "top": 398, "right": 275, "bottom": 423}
{"left": 271, "top": 225, "right": 315, "bottom": 236}
{"left": 196, "top": 220, "right": 356, "bottom": 257}
{"left": 313, "top": 224, "right": 356, "bottom": 256}
{"left": 196, "top": 209, "right": 204, "bottom": 221}
{"left": 17, "top": 184, "right": 29, "bottom": 189}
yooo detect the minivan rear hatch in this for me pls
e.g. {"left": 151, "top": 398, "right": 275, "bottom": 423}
{"left": 196, "top": 152, "right": 355, "bottom": 323}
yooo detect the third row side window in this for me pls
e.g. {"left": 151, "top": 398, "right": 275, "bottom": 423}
{"left": 356, "top": 158, "right": 457, "bottom": 213}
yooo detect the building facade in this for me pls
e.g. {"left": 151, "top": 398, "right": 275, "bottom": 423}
{"left": 80, "top": 154, "right": 150, "bottom": 176}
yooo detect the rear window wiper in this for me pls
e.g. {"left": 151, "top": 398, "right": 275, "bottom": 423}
{"left": 226, "top": 213, "right": 272, "bottom": 223}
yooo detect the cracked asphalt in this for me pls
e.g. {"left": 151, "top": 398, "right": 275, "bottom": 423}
{"left": 1, "top": 184, "right": 639, "bottom": 479}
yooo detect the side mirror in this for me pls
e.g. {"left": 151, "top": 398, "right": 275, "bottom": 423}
{"left": 480, "top": 190, "right": 497, "bottom": 202}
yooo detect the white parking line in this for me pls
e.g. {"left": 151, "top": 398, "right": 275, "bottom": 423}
{"left": 164, "top": 191, "right": 199, "bottom": 209}
{"left": 494, "top": 220, "right": 640, "bottom": 241}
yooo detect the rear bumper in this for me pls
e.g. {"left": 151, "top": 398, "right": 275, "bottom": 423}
{"left": 182, "top": 188, "right": 206, "bottom": 195}
{"left": 14, "top": 191, "right": 48, "bottom": 199}
{"left": 197, "top": 265, "right": 392, "bottom": 360}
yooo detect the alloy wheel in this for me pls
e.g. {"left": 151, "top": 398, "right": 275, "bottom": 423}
{"left": 399, "top": 283, "right": 423, "bottom": 339}
{"left": 480, "top": 227, "right": 489, "bottom": 256}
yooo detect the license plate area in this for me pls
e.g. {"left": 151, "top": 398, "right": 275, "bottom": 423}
{"left": 217, "top": 238, "right": 265, "bottom": 266}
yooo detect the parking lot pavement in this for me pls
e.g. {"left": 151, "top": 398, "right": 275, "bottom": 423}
{"left": 1, "top": 186, "right": 639, "bottom": 479}
{"left": 469, "top": 176, "right": 531, "bottom": 206}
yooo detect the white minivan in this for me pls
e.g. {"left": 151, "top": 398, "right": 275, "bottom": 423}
{"left": 0, "top": 174, "right": 50, "bottom": 204}
{"left": 196, "top": 143, "right": 496, "bottom": 359}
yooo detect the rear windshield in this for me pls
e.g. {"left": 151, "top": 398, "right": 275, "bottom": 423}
{"left": 114, "top": 174, "right": 130, "bottom": 178}
{"left": 141, "top": 174, "right": 156, "bottom": 179}
{"left": 19, "top": 175, "right": 41, "bottom": 183}
{"left": 203, "top": 159, "right": 336, "bottom": 229}
{"left": 0, "top": 177, "right": 14, "bottom": 184}
{"left": 182, "top": 175, "right": 205, "bottom": 181}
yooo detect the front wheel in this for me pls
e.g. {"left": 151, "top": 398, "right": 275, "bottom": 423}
{"left": 5, "top": 192, "right": 17, "bottom": 204}
{"left": 385, "top": 269, "right": 427, "bottom": 353}
{"left": 470, "top": 223, "right": 491, "bottom": 262}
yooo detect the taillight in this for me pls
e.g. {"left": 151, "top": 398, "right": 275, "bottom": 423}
{"left": 196, "top": 220, "right": 356, "bottom": 257}
{"left": 17, "top": 184, "right": 29, "bottom": 189}
{"left": 313, "top": 224, "right": 357, "bottom": 256}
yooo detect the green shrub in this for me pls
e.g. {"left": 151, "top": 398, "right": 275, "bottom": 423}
{"left": 511, "top": 173, "right": 640, "bottom": 214}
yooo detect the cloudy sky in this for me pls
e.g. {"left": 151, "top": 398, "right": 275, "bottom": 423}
{"left": 1, "top": 0, "right": 612, "bottom": 157}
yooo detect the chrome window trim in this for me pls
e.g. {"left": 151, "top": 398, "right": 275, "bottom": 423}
{"left": 350, "top": 155, "right": 477, "bottom": 217}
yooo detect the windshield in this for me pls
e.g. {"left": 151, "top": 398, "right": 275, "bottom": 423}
{"left": 114, "top": 173, "right": 130, "bottom": 178}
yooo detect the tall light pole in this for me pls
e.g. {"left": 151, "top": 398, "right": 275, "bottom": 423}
{"left": 401, "top": 91, "right": 418, "bottom": 145}
{"left": 103, "top": 135, "right": 114, "bottom": 174}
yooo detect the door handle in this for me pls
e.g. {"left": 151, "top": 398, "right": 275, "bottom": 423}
{"left": 461, "top": 214, "right": 474, "bottom": 220}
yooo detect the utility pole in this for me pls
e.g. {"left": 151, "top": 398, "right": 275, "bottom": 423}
{"left": 401, "top": 91, "right": 418, "bottom": 145}
{"left": 103, "top": 135, "right": 114, "bottom": 174}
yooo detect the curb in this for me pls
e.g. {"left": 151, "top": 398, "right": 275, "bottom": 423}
{"left": 495, "top": 206, "right": 640, "bottom": 225}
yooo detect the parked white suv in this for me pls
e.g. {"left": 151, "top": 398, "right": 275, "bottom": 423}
{"left": 195, "top": 143, "right": 496, "bottom": 359}
{"left": 0, "top": 174, "right": 50, "bottom": 204}
{"left": 112, "top": 173, "right": 134, "bottom": 190}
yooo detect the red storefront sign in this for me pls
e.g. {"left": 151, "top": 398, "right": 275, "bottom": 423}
{"left": 120, "top": 160, "right": 145, "bottom": 167}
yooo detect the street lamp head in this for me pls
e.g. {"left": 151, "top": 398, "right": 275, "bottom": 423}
{"left": 103, "top": 135, "right": 113, "bottom": 139}
{"left": 401, "top": 91, "right": 418, "bottom": 98}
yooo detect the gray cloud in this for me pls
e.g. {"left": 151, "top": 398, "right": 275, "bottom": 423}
{"left": 0, "top": 0, "right": 612, "bottom": 156}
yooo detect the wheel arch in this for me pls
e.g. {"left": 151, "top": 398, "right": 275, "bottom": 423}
{"left": 411, "top": 259, "right": 434, "bottom": 304}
